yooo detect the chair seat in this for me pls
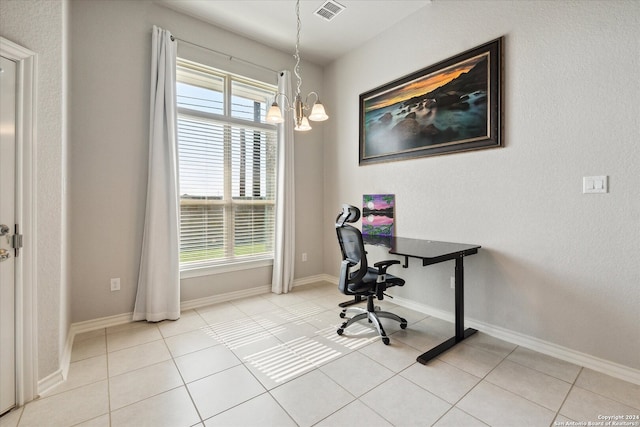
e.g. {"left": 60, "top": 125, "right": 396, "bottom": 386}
{"left": 347, "top": 267, "right": 405, "bottom": 294}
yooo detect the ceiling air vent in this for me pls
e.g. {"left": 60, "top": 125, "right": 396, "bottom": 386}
{"left": 314, "top": 1, "right": 346, "bottom": 21}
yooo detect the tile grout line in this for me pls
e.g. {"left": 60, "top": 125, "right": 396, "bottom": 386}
{"left": 192, "top": 296, "right": 333, "bottom": 423}
{"left": 103, "top": 301, "right": 345, "bottom": 425}
{"left": 567, "top": 370, "right": 640, "bottom": 411}
{"left": 193, "top": 304, "right": 301, "bottom": 425}
{"left": 105, "top": 327, "right": 178, "bottom": 422}
{"left": 291, "top": 368, "right": 357, "bottom": 427}
{"left": 104, "top": 328, "right": 112, "bottom": 427}
{"left": 427, "top": 341, "right": 520, "bottom": 426}
{"left": 550, "top": 366, "right": 583, "bottom": 426}
{"left": 253, "top": 302, "right": 381, "bottom": 426}
{"left": 164, "top": 328, "right": 206, "bottom": 426}
{"left": 483, "top": 351, "right": 579, "bottom": 422}
{"left": 504, "top": 348, "right": 581, "bottom": 384}
{"left": 349, "top": 374, "right": 406, "bottom": 426}
{"left": 226, "top": 323, "right": 293, "bottom": 424}
{"left": 477, "top": 344, "right": 574, "bottom": 424}
{"left": 258, "top": 315, "right": 349, "bottom": 425}
{"left": 393, "top": 360, "right": 459, "bottom": 427}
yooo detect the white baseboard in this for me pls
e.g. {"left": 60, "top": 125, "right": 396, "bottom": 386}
{"left": 180, "top": 285, "right": 271, "bottom": 311}
{"left": 390, "top": 294, "right": 640, "bottom": 385}
{"left": 37, "top": 369, "right": 64, "bottom": 397}
{"left": 322, "top": 275, "right": 339, "bottom": 286}
{"left": 180, "top": 275, "right": 335, "bottom": 311}
{"left": 293, "top": 274, "right": 335, "bottom": 288}
{"left": 70, "top": 312, "right": 135, "bottom": 336}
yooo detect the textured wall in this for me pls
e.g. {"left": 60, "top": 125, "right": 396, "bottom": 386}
{"left": 0, "top": 0, "right": 68, "bottom": 379}
{"left": 323, "top": 0, "right": 640, "bottom": 369}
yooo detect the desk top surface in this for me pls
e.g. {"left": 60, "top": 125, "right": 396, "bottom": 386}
{"left": 363, "top": 235, "right": 481, "bottom": 260}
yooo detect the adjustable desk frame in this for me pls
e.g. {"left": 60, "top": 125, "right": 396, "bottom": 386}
{"left": 341, "top": 236, "right": 480, "bottom": 365}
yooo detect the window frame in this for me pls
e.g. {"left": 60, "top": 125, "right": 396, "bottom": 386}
{"left": 176, "top": 59, "right": 278, "bottom": 277}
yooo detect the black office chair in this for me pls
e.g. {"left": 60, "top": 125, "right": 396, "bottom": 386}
{"left": 335, "top": 204, "right": 407, "bottom": 345}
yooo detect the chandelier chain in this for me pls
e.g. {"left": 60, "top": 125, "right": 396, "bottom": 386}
{"left": 294, "top": 0, "right": 303, "bottom": 95}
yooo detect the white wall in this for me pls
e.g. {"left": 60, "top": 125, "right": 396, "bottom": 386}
{"left": 323, "top": 0, "right": 640, "bottom": 370}
{"left": 0, "top": 0, "right": 69, "bottom": 381}
{"left": 68, "top": 0, "right": 325, "bottom": 322}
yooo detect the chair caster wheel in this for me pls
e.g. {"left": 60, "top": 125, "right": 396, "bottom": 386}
{"left": 382, "top": 337, "right": 390, "bottom": 345}
{"left": 337, "top": 329, "right": 344, "bottom": 335}
{"left": 400, "top": 321, "right": 408, "bottom": 329}
{"left": 339, "top": 312, "right": 346, "bottom": 318}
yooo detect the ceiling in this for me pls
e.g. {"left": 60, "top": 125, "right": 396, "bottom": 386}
{"left": 158, "top": 0, "right": 432, "bottom": 65}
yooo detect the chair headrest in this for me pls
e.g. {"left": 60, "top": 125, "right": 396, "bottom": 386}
{"left": 336, "top": 204, "right": 360, "bottom": 227}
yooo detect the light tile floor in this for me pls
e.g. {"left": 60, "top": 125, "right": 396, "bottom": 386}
{"left": 2, "top": 282, "right": 639, "bottom": 427}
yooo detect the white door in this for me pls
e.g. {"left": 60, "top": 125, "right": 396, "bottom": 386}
{"left": 0, "top": 55, "right": 17, "bottom": 415}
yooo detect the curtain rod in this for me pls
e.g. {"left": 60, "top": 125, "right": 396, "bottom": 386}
{"left": 171, "top": 35, "right": 280, "bottom": 76}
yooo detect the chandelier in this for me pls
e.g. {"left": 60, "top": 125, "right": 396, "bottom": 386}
{"left": 265, "top": 0, "right": 329, "bottom": 131}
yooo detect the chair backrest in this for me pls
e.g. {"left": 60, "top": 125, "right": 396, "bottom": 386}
{"left": 335, "top": 205, "right": 368, "bottom": 294}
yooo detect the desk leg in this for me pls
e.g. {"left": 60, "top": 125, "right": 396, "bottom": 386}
{"left": 455, "top": 256, "right": 465, "bottom": 340}
{"left": 417, "top": 256, "right": 477, "bottom": 365}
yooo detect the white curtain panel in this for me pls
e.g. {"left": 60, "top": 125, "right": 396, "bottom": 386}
{"left": 133, "top": 25, "right": 180, "bottom": 322}
{"left": 271, "top": 71, "right": 296, "bottom": 294}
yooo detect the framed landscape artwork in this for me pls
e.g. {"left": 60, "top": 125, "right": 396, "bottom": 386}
{"left": 359, "top": 37, "right": 503, "bottom": 165}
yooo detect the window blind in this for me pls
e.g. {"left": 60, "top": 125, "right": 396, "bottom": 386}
{"left": 176, "top": 59, "right": 277, "bottom": 268}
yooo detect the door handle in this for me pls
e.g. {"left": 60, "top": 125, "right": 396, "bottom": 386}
{"left": 0, "top": 224, "right": 9, "bottom": 236}
{"left": 0, "top": 248, "right": 10, "bottom": 262}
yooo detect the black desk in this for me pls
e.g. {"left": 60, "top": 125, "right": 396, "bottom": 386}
{"left": 355, "top": 235, "right": 481, "bottom": 364}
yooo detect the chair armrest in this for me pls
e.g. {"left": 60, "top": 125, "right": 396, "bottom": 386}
{"left": 373, "top": 259, "right": 400, "bottom": 274}
{"left": 338, "top": 260, "right": 352, "bottom": 295}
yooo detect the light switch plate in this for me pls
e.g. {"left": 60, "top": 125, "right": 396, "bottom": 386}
{"left": 583, "top": 176, "right": 608, "bottom": 194}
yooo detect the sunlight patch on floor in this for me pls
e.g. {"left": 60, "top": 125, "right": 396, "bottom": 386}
{"left": 316, "top": 324, "right": 379, "bottom": 350}
{"left": 201, "top": 319, "right": 272, "bottom": 350}
{"left": 244, "top": 335, "right": 343, "bottom": 383}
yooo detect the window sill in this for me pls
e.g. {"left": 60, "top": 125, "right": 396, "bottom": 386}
{"left": 180, "top": 258, "right": 274, "bottom": 279}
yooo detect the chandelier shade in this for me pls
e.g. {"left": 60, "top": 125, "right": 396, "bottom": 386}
{"left": 266, "top": 102, "right": 284, "bottom": 124}
{"left": 309, "top": 101, "right": 329, "bottom": 121}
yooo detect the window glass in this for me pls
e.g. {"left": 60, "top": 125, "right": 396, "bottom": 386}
{"left": 176, "top": 64, "right": 224, "bottom": 115}
{"left": 231, "top": 80, "right": 272, "bottom": 122}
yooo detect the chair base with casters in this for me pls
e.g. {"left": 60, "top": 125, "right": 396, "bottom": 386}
{"left": 337, "top": 292, "right": 407, "bottom": 345}
{"left": 335, "top": 204, "right": 408, "bottom": 345}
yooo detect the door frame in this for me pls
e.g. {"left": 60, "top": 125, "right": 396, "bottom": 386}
{"left": 1, "top": 36, "right": 38, "bottom": 407}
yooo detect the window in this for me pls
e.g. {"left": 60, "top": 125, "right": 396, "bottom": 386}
{"left": 176, "top": 59, "right": 277, "bottom": 272}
